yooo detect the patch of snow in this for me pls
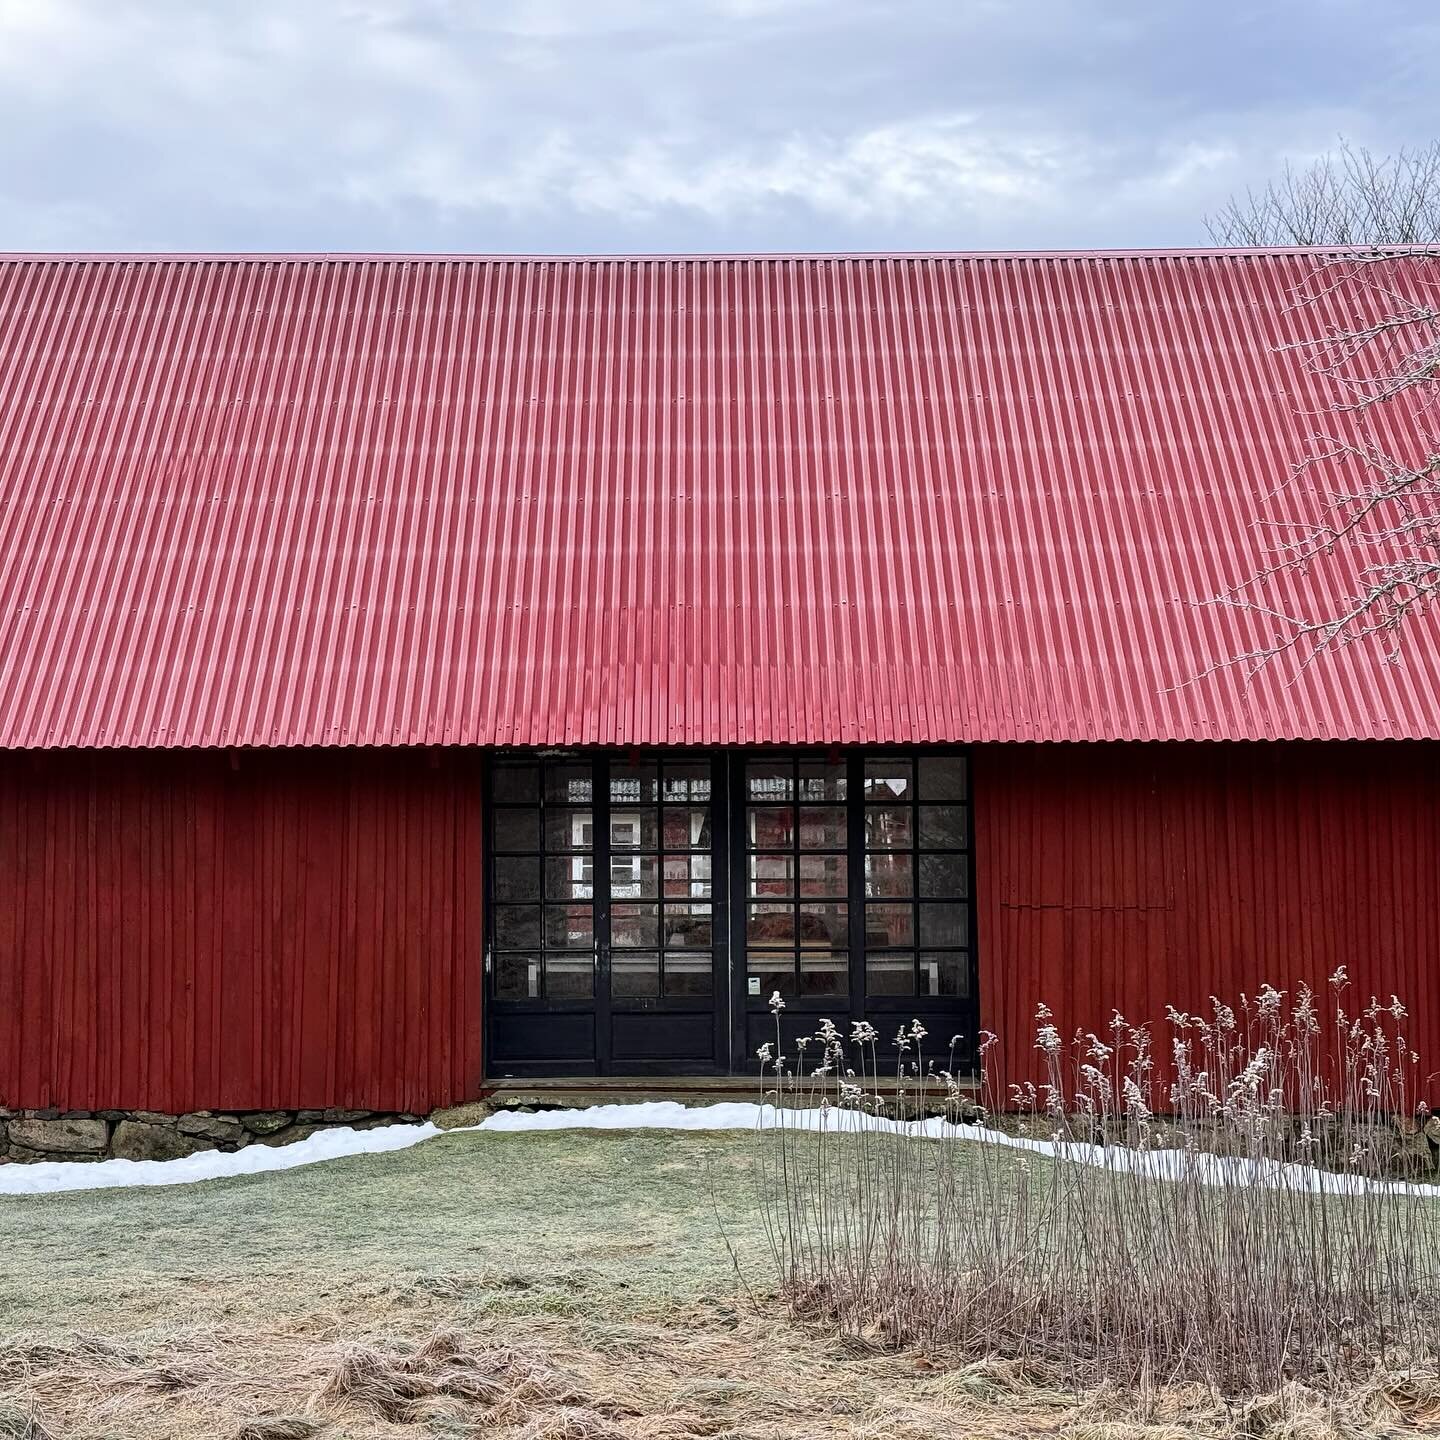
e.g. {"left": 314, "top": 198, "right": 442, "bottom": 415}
{"left": 481, "top": 1101, "right": 1440, "bottom": 1198}
{"left": 3, "top": 1100, "right": 1436, "bottom": 1199}
{"left": 0, "top": 1121, "right": 447, "bottom": 1196}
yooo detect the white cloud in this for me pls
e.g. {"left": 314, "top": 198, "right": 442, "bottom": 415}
{"left": 0, "top": 0, "right": 1432, "bottom": 252}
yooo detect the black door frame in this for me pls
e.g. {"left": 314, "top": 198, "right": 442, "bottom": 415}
{"left": 484, "top": 745, "right": 977, "bottom": 1077}
{"left": 483, "top": 750, "right": 730, "bottom": 1077}
{"left": 726, "top": 747, "right": 979, "bottom": 1077}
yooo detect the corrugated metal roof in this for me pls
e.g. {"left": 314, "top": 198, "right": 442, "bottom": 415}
{"left": 0, "top": 250, "right": 1435, "bottom": 749}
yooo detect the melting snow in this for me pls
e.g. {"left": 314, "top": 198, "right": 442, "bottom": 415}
{"left": 2, "top": 1100, "right": 1436, "bottom": 1198}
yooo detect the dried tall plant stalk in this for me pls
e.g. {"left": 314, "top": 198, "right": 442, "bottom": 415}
{"left": 752, "top": 972, "right": 1440, "bottom": 1398}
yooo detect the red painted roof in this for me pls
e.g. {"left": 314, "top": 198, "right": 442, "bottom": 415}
{"left": 0, "top": 250, "right": 1435, "bottom": 748}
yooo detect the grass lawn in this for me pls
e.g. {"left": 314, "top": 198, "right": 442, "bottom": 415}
{"left": 0, "top": 1127, "right": 1079, "bottom": 1440}
{"left": 2, "top": 1125, "right": 1435, "bottom": 1438}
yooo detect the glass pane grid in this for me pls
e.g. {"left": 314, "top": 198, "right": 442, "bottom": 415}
{"left": 745, "top": 755, "right": 850, "bottom": 999}
{"left": 862, "top": 753, "right": 970, "bottom": 1000}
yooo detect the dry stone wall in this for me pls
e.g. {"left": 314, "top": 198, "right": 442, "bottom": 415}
{"left": 0, "top": 1107, "right": 425, "bottom": 1164}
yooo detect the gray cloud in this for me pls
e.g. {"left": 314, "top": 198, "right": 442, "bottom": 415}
{"left": 0, "top": 0, "right": 1433, "bottom": 252}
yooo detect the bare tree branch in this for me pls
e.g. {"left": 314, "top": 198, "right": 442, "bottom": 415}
{"left": 1199, "top": 144, "right": 1440, "bottom": 674}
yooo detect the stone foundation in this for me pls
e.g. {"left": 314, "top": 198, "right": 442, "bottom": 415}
{"left": 0, "top": 1106, "right": 426, "bottom": 1164}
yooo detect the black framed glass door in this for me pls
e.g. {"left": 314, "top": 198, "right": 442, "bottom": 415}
{"left": 486, "top": 752, "right": 728, "bottom": 1075}
{"left": 486, "top": 748, "right": 975, "bottom": 1077}
{"left": 731, "top": 750, "right": 976, "bottom": 1074}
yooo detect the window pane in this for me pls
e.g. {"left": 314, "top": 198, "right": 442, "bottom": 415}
{"left": 799, "top": 951, "right": 848, "bottom": 997}
{"left": 492, "top": 764, "right": 539, "bottom": 803}
{"left": 918, "top": 902, "right": 969, "bottom": 948}
{"left": 611, "top": 903, "right": 659, "bottom": 948}
{"left": 609, "top": 761, "right": 659, "bottom": 803}
{"left": 610, "top": 807, "right": 660, "bottom": 851}
{"left": 747, "top": 901, "right": 794, "bottom": 946}
{"left": 798, "top": 902, "right": 847, "bottom": 950}
{"left": 863, "top": 758, "right": 912, "bottom": 800}
{"left": 663, "top": 806, "right": 711, "bottom": 851}
{"left": 493, "top": 808, "right": 539, "bottom": 853}
{"left": 747, "top": 806, "right": 793, "bottom": 850}
{"left": 797, "top": 760, "right": 847, "bottom": 801}
{"left": 494, "top": 855, "right": 541, "bottom": 902}
{"left": 612, "top": 950, "right": 660, "bottom": 998}
{"left": 866, "top": 951, "right": 915, "bottom": 996}
{"left": 607, "top": 854, "right": 657, "bottom": 900}
{"left": 545, "top": 952, "right": 593, "bottom": 999}
{"left": 798, "top": 853, "right": 847, "bottom": 897}
{"left": 748, "top": 952, "right": 794, "bottom": 998}
{"left": 544, "top": 854, "right": 595, "bottom": 902}
{"left": 864, "top": 806, "right": 913, "bottom": 850}
{"left": 798, "top": 806, "right": 846, "bottom": 850}
{"left": 665, "top": 952, "right": 712, "bottom": 996}
{"left": 918, "top": 852, "right": 968, "bottom": 898}
{"left": 495, "top": 905, "right": 541, "bottom": 949}
{"left": 919, "top": 805, "right": 967, "bottom": 849}
{"left": 544, "top": 763, "right": 592, "bottom": 804}
{"left": 865, "top": 902, "right": 914, "bottom": 948}
{"left": 545, "top": 904, "right": 594, "bottom": 950}
{"left": 664, "top": 903, "right": 713, "bottom": 950}
{"left": 864, "top": 853, "right": 913, "bottom": 898}
{"left": 918, "top": 755, "right": 967, "bottom": 801}
{"left": 663, "top": 763, "right": 712, "bottom": 802}
{"left": 545, "top": 810, "right": 593, "bottom": 852}
{"left": 749, "top": 852, "right": 795, "bottom": 897}
{"left": 496, "top": 951, "right": 541, "bottom": 999}
{"left": 920, "top": 951, "right": 970, "bottom": 998}
{"left": 664, "top": 854, "right": 712, "bottom": 898}
{"left": 746, "top": 761, "right": 792, "bottom": 801}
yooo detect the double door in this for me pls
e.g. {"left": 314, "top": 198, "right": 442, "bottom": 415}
{"left": 485, "top": 750, "right": 974, "bottom": 1076}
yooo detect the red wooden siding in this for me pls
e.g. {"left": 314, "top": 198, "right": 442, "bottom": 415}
{"left": 0, "top": 749, "right": 484, "bottom": 1114}
{"left": 974, "top": 742, "right": 1440, "bottom": 1103}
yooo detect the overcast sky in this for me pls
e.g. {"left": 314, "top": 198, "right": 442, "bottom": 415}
{"left": 0, "top": 0, "right": 1434, "bottom": 254}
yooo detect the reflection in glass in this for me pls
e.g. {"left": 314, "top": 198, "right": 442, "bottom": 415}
{"left": 800, "top": 950, "right": 848, "bottom": 996}
{"left": 664, "top": 952, "right": 712, "bottom": 996}
{"left": 920, "top": 951, "right": 969, "bottom": 997}
{"left": 611, "top": 949, "right": 660, "bottom": 998}
{"left": 545, "top": 952, "right": 593, "bottom": 999}
{"left": 918, "top": 755, "right": 967, "bottom": 801}
{"left": 544, "top": 763, "right": 593, "bottom": 804}
{"left": 919, "top": 805, "right": 967, "bottom": 848}
{"left": 496, "top": 951, "right": 541, "bottom": 999}
{"left": 493, "top": 808, "right": 540, "bottom": 853}
{"left": 862, "top": 757, "right": 912, "bottom": 800}
{"left": 746, "top": 762, "right": 791, "bottom": 800}
{"left": 494, "top": 855, "right": 541, "bottom": 902}
{"left": 797, "top": 902, "right": 847, "bottom": 949}
{"left": 747, "top": 902, "right": 794, "bottom": 946}
{"left": 492, "top": 765, "right": 540, "bottom": 803}
{"left": 609, "top": 762, "right": 659, "bottom": 803}
{"left": 918, "top": 902, "right": 969, "bottom": 948}
{"left": 664, "top": 903, "right": 713, "bottom": 950}
{"left": 544, "top": 904, "right": 594, "bottom": 950}
{"left": 864, "top": 853, "right": 912, "bottom": 897}
{"left": 797, "top": 806, "right": 846, "bottom": 850}
{"left": 864, "top": 806, "right": 912, "bottom": 850}
{"left": 495, "top": 905, "right": 542, "bottom": 949}
{"left": 865, "top": 901, "right": 914, "bottom": 948}
{"left": 918, "top": 852, "right": 968, "bottom": 898}
{"left": 866, "top": 951, "right": 914, "bottom": 996}
{"left": 544, "top": 810, "right": 593, "bottom": 853}
{"left": 611, "top": 902, "right": 660, "bottom": 948}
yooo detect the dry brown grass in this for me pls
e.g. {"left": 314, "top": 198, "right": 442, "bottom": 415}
{"left": 3, "top": 1310, "right": 1440, "bottom": 1440}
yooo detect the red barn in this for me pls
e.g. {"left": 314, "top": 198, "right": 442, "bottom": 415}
{"left": 1, "top": 251, "right": 1437, "bottom": 1132}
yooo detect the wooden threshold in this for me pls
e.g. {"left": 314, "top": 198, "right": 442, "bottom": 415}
{"left": 482, "top": 1073, "right": 979, "bottom": 1109}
